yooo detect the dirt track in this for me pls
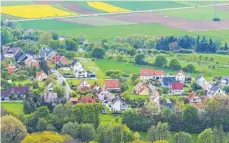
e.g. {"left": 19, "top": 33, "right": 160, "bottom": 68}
{"left": 105, "top": 12, "right": 229, "bottom": 31}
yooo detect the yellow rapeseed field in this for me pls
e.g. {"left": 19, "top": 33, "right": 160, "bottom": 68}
{"left": 87, "top": 2, "right": 130, "bottom": 13}
{"left": 1, "top": 5, "right": 76, "bottom": 19}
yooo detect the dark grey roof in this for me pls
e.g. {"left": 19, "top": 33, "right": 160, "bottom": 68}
{"left": 39, "top": 48, "right": 52, "bottom": 58}
{"left": 17, "top": 53, "right": 28, "bottom": 64}
{"left": 162, "top": 77, "right": 176, "bottom": 86}
{"left": 111, "top": 94, "right": 126, "bottom": 105}
{"left": 222, "top": 76, "right": 229, "bottom": 81}
{"left": 209, "top": 86, "right": 219, "bottom": 92}
{"left": 14, "top": 51, "right": 23, "bottom": 61}
{"left": 1, "top": 86, "right": 30, "bottom": 97}
{"left": 72, "top": 59, "right": 78, "bottom": 67}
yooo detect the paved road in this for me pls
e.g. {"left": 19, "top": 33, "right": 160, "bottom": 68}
{"left": 50, "top": 68, "right": 71, "bottom": 99}
{"left": 7, "top": 3, "right": 229, "bottom": 22}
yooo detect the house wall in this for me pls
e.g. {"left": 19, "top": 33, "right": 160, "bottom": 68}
{"left": 140, "top": 75, "right": 165, "bottom": 81}
{"left": 111, "top": 100, "right": 122, "bottom": 112}
{"left": 176, "top": 73, "right": 185, "bottom": 82}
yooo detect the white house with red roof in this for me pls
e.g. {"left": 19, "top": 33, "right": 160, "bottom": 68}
{"left": 105, "top": 79, "right": 121, "bottom": 92}
{"left": 175, "top": 70, "right": 187, "bottom": 83}
{"left": 196, "top": 75, "right": 212, "bottom": 90}
{"left": 171, "top": 82, "right": 184, "bottom": 95}
{"left": 140, "top": 69, "right": 165, "bottom": 81}
{"left": 77, "top": 80, "right": 91, "bottom": 91}
{"left": 185, "top": 92, "right": 202, "bottom": 104}
{"left": 36, "top": 71, "right": 48, "bottom": 81}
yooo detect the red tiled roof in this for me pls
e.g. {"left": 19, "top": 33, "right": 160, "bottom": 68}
{"left": 80, "top": 86, "right": 90, "bottom": 91}
{"left": 36, "top": 71, "right": 46, "bottom": 77}
{"left": 140, "top": 69, "right": 165, "bottom": 76}
{"left": 70, "top": 98, "right": 79, "bottom": 102}
{"left": 172, "top": 82, "right": 183, "bottom": 90}
{"left": 105, "top": 79, "right": 120, "bottom": 89}
{"left": 81, "top": 96, "right": 96, "bottom": 104}
{"left": 176, "top": 70, "right": 187, "bottom": 77}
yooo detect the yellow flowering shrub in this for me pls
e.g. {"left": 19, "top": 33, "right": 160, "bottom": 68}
{"left": 87, "top": 2, "right": 130, "bottom": 13}
{"left": 1, "top": 5, "right": 76, "bottom": 19}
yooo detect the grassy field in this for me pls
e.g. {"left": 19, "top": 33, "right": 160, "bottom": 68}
{"left": 158, "top": 7, "right": 229, "bottom": 20}
{"left": 99, "top": 114, "right": 122, "bottom": 124}
{"left": 18, "top": 21, "right": 229, "bottom": 43}
{"left": 1, "top": 102, "right": 24, "bottom": 114}
{"left": 105, "top": 1, "right": 187, "bottom": 11}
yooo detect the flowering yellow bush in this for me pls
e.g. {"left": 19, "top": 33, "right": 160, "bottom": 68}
{"left": 1, "top": 5, "right": 76, "bottom": 19}
{"left": 87, "top": 2, "right": 130, "bottom": 13}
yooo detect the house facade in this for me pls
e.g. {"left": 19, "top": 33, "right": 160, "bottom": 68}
{"left": 221, "top": 76, "right": 229, "bottom": 86}
{"left": 140, "top": 69, "right": 165, "bottom": 81}
{"left": 109, "top": 95, "right": 128, "bottom": 112}
{"left": 97, "top": 89, "right": 114, "bottom": 102}
{"left": 77, "top": 80, "right": 91, "bottom": 91}
{"left": 135, "top": 82, "right": 150, "bottom": 95}
{"left": 175, "top": 70, "right": 187, "bottom": 83}
{"left": 196, "top": 75, "right": 212, "bottom": 90}
{"left": 36, "top": 71, "right": 48, "bottom": 81}
{"left": 186, "top": 93, "right": 202, "bottom": 104}
{"left": 171, "top": 82, "right": 184, "bottom": 95}
{"left": 207, "top": 86, "right": 226, "bottom": 97}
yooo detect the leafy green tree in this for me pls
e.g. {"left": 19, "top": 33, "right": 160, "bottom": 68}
{"left": 169, "top": 59, "right": 181, "bottom": 70}
{"left": 135, "top": 54, "right": 146, "bottom": 65}
{"left": 153, "top": 141, "right": 168, "bottom": 143}
{"left": 182, "top": 104, "right": 199, "bottom": 133}
{"left": 156, "top": 122, "right": 170, "bottom": 141}
{"left": 52, "top": 32, "right": 59, "bottom": 40}
{"left": 97, "top": 124, "right": 113, "bottom": 143}
{"left": 91, "top": 47, "right": 105, "bottom": 59}
{"left": 183, "top": 64, "right": 196, "bottom": 73}
{"left": 174, "top": 132, "right": 194, "bottom": 143}
{"left": 36, "top": 118, "right": 48, "bottom": 132}
{"left": 1, "top": 28, "right": 13, "bottom": 44}
{"left": 65, "top": 39, "right": 78, "bottom": 51}
{"left": 198, "top": 128, "right": 213, "bottom": 143}
{"left": 79, "top": 124, "right": 95, "bottom": 142}
{"left": 147, "top": 125, "right": 157, "bottom": 142}
{"left": 155, "top": 56, "right": 167, "bottom": 67}
{"left": 61, "top": 122, "right": 80, "bottom": 138}
{"left": 1, "top": 115, "right": 27, "bottom": 143}
{"left": 49, "top": 40, "right": 61, "bottom": 50}
{"left": 213, "top": 126, "right": 225, "bottom": 143}
{"left": 39, "top": 31, "right": 52, "bottom": 44}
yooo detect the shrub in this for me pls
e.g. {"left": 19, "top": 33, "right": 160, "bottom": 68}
{"left": 213, "top": 17, "right": 220, "bottom": 21}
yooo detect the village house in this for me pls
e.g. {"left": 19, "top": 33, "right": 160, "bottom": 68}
{"left": 161, "top": 77, "right": 176, "bottom": 88}
{"left": 171, "top": 82, "right": 184, "bottom": 95}
{"left": 71, "top": 59, "right": 95, "bottom": 78}
{"left": 69, "top": 96, "right": 96, "bottom": 104}
{"left": 47, "top": 51, "right": 59, "bottom": 63}
{"left": 36, "top": 70, "right": 48, "bottom": 81}
{"left": 134, "top": 82, "right": 150, "bottom": 95}
{"left": 97, "top": 89, "right": 114, "bottom": 102}
{"left": 221, "top": 76, "right": 229, "bottom": 86}
{"left": 24, "top": 54, "right": 34, "bottom": 66}
{"left": 207, "top": 86, "right": 226, "bottom": 97}
{"left": 104, "top": 79, "right": 121, "bottom": 92}
{"left": 108, "top": 94, "right": 128, "bottom": 112}
{"left": 2, "top": 46, "right": 20, "bottom": 58}
{"left": 1, "top": 86, "right": 29, "bottom": 101}
{"left": 185, "top": 93, "right": 202, "bottom": 104}
{"left": 30, "top": 59, "right": 40, "bottom": 67}
{"left": 149, "top": 91, "right": 160, "bottom": 104}
{"left": 140, "top": 69, "right": 165, "bottom": 81}
{"left": 58, "top": 55, "right": 68, "bottom": 65}
{"left": 42, "top": 92, "right": 58, "bottom": 104}
{"left": 14, "top": 50, "right": 28, "bottom": 65}
{"left": 196, "top": 75, "right": 212, "bottom": 90}
{"left": 5, "top": 64, "right": 17, "bottom": 73}
{"left": 77, "top": 80, "right": 91, "bottom": 91}
{"left": 175, "top": 70, "right": 187, "bottom": 83}
{"left": 91, "top": 82, "right": 101, "bottom": 92}
{"left": 39, "top": 48, "right": 53, "bottom": 60}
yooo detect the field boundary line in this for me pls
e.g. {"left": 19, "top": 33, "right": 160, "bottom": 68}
{"left": 6, "top": 3, "right": 229, "bottom": 22}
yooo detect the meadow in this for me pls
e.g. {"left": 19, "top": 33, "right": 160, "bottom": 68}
{"left": 18, "top": 20, "right": 229, "bottom": 43}
{"left": 158, "top": 7, "right": 229, "bottom": 20}
{"left": 1, "top": 102, "right": 24, "bottom": 114}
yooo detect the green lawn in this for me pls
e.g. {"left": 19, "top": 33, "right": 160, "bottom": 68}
{"left": 99, "top": 114, "right": 122, "bottom": 124}
{"left": 18, "top": 21, "right": 229, "bottom": 43}
{"left": 1, "top": 102, "right": 24, "bottom": 114}
{"left": 158, "top": 7, "right": 229, "bottom": 20}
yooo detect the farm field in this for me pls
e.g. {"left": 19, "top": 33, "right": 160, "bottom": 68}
{"left": 1, "top": 102, "right": 24, "bottom": 114}
{"left": 158, "top": 7, "right": 229, "bottom": 20}
{"left": 17, "top": 20, "right": 229, "bottom": 43}
{"left": 87, "top": 2, "right": 130, "bottom": 13}
{"left": 1, "top": 4, "right": 76, "bottom": 18}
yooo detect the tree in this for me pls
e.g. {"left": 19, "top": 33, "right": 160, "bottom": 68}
{"left": 223, "top": 86, "right": 229, "bottom": 94}
{"left": 147, "top": 125, "right": 157, "bottom": 142}
{"left": 182, "top": 105, "right": 199, "bottom": 133}
{"left": 155, "top": 56, "right": 167, "bottom": 67}
{"left": 183, "top": 64, "right": 196, "bottom": 73}
{"left": 135, "top": 54, "right": 146, "bottom": 65}
{"left": 97, "top": 124, "right": 113, "bottom": 143}
{"left": 213, "top": 126, "right": 225, "bottom": 143}
{"left": 1, "top": 28, "right": 13, "bottom": 44}
{"left": 39, "top": 31, "right": 52, "bottom": 44}
{"left": 21, "top": 131, "right": 72, "bottom": 143}
{"left": 52, "top": 32, "right": 59, "bottom": 40}
{"left": 91, "top": 47, "right": 105, "bottom": 59}
{"left": 61, "top": 122, "right": 80, "bottom": 139}
{"left": 1, "top": 115, "right": 27, "bottom": 143}
{"left": 198, "top": 128, "right": 213, "bottom": 143}
{"left": 153, "top": 141, "right": 168, "bottom": 143}
{"left": 79, "top": 124, "right": 95, "bottom": 142}
{"left": 156, "top": 122, "right": 170, "bottom": 141}
{"left": 169, "top": 59, "right": 181, "bottom": 70}
{"left": 65, "top": 39, "right": 78, "bottom": 51}
{"left": 174, "top": 132, "right": 194, "bottom": 143}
